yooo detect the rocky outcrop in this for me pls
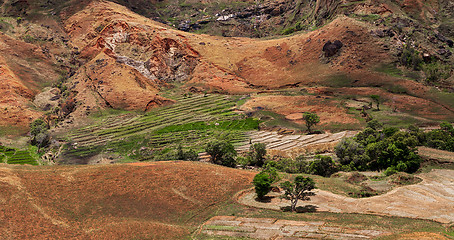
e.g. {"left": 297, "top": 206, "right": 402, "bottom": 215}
{"left": 33, "top": 88, "right": 61, "bottom": 111}
{"left": 322, "top": 40, "right": 343, "bottom": 57}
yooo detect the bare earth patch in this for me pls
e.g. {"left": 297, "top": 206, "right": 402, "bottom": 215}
{"left": 200, "top": 216, "right": 391, "bottom": 239}
{"left": 240, "top": 95, "right": 360, "bottom": 126}
{"left": 238, "top": 169, "right": 454, "bottom": 224}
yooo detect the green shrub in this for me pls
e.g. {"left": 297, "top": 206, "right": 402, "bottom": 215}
{"left": 253, "top": 172, "right": 272, "bottom": 200}
{"left": 308, "top": 155, "right": 337, "bottom": 177}
{"left": 425, "top": 122, "right": 454, "bottom": 151}
{"left": 423, "top": 62, "right": 451, "bottom": 84}
{"left": 399, "top": 45, "right": 423, "bottom": 70}
{"left": 235, "top": 156, "right": 250, "bottom": 167}
{"left": 384, "top": 166, "right": 398, "bottom": 176}
{"left": 337, "top": 122, "right": 422, "bottom": 173}
{"left": 366, "top": 119, "right": 383, "bottom": 130}
{"left": 276, "top": 156, "right": 308, "bottom": 174}
{"left": 176, "top": 145, "right": 198, "bottom": 161}
{"left": 205, "top": 140, "right": 237, "bottom": 167}
{"left": 262, "top": 162, "right": 280, "bottom": 183}
{"left": 335, "top": 138, "right": 367, "bottom": 170}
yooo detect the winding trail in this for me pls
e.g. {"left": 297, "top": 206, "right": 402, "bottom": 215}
{"left": 238, "top": 169, "right": 454, "bottom": 224}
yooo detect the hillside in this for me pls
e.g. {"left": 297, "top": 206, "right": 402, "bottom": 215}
{"left": 0, "top": 161, "right": 255, "bottom": 239}
{"left": 61, "top": 0, "right": 454, "bottom": 128}
{"left": 1, "top": 2, "right": 454, "bottom": 239}
{"left": 0, "top": 0, "right": 452, "bottom": 134}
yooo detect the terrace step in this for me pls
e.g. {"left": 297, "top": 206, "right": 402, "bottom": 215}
{"left": 198, "top": 152, "right": 211, "bottom": 162}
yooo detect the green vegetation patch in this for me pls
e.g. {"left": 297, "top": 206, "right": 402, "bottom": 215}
{"left": 155, "top": 118, "right": 259, "bottom": 134}
{"left": 62, "top": 94, "right": 256, "bottom": 163}
{"left": 351, "top": 13, "right": 380, "bottom": 22}
{"left": 375, "top": 63, "right": 403, "bottom": 78}
{"left": 7, "top": 150, "right": 38, "bottom": 165}
{"left": 323, "top": 74, "right": 354, "bottom": 88}
{"left": 0, "top": 146, "right": 39, "bottom": 165}
{"left": 256, "top": 111, "right": 304, "bottom": 131}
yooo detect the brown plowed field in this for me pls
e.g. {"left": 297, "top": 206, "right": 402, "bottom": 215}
{"left": 0, "top": 161, "right": 254, "bottom": 239}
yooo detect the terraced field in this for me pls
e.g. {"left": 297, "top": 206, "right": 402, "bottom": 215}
{"left": 0, "top": 146, "right": 38, "bottom": 165}
{"left": 61, "top": 94, "right": 257, "bottom": 163}
{"left": 238, "top": 130, "right": 357, "bottom": 158}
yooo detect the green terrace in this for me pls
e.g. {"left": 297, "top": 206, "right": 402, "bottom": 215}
{"left": 0, "top": 146, "right": 39, "bottom": 165}
{"left": 61, "top": 94, "right": 259, "bottom": 163}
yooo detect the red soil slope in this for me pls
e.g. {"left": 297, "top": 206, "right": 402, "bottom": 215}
{"left": 0, "top": 161, "right": 254, "bottom": 239}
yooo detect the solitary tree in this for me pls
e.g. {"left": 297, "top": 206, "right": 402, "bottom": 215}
{"left": 302, "top": 112, "right": 320, "bottom": 133}
{"left": 29, "top": 119, "right": 50, "bottom": 152}
{"left": 370, "top": 95, "right": 381, "bottom": 111}
{"left": 253, "top": 172, "right": 272, "bottom": 200}
{"left": 280, "top": 176, "right": 315, "bottom": 212}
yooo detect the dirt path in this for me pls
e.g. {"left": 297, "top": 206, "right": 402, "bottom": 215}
{"left": 200, "top": 216, "right": 391, "bottom": 240}
{"left": 238, "top": 169, "right": 454, "bottom": 224}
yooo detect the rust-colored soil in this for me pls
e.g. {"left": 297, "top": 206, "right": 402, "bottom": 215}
{"left": 56, "top": 0, "right": 454, "bottom": 128}
{"left": 0, "top": 161, "right": 254, "bottom": 239}
{"left": 240, "top": 95, "right": 359, "bottom": 126}
{"left": 0, "top": 32, "right": 61, "bottom": 129}
{"left": 1, "top": 0, "right": 452, "bottom": 131}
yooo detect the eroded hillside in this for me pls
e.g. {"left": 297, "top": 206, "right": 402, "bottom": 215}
{"left": 57, "top": 0, "right": 454, "bottom": 127}
{"left": 0, "top": 0, "right": 452, "bottom": 136}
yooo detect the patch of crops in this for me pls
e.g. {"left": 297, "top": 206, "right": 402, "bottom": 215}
{"left": 155, "top": 118, "right": 260, "bottom": 134}
{"left": 6, "top": 150, "right": 38, "bottom": 165}
{"left": 62, "top": 94, "right": 256, "bottom": 162}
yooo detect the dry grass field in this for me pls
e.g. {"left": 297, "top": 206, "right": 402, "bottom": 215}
{"left": 0, "top": 161, "right": 254, "bottom": 239}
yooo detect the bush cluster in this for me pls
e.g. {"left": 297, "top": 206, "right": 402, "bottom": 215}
{"left": 424, "top": 122, "right": 454, "bottom": 151}
{"left": 335, "top": 124, "right": 421, "bottom": 173}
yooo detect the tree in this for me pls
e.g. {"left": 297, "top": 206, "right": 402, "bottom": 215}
{"left": 205, "top": 140, "right": 237, "bottom": 167}
{"left": 366, "top": 119, "right": 383, "bottom": 130}
{"left": 308, "top": 155, "right": 337, "bottom": 177}
{"left": 176, "top": 145, "right": 198, "bottom": 161}
{"left": 280, "top": 176, "right": 315, "bottom": 212}
{"left": 425, "top": 122, "right": 454, "bottom": 152}
{"left": 29, "top": 119, "right": 50, "bottom": 152}
{"left": 249, "top": 143, "right": 267, "bottom": 166}
{"left": 302, "top": 112, "right": 320, "bottom": 133}
{"left": 276, "top": 155, "right": 308, "bottom": 174}
{"left": 370, "top": 95, "right": 381, "bottom": 111}
{"left": 262, "top": 162, "right": 280, "bottom": 182}
{"left": 335, "top": 138, "right": 367, "bottom": 170}
{"left": 253, "top": 172, "right": 272, "bottom": 200}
